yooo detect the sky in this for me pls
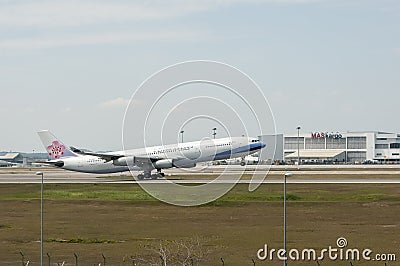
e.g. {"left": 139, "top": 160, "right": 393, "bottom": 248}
{"left": 0, "top": 0, "right": 399, "bottom": 152}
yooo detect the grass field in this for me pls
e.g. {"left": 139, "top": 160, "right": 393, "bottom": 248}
{"left": 0, "top": 183, "right": 399, "bottom": 265}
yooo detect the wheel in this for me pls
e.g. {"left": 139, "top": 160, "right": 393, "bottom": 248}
{"left": 144, "top": 172, "right": 151, "bottom": 179}
{"left": 240, "top": 161, "right": 246, "bottom": 166}
{"left": 151, "top": 174, "right": 158, "bottom": 180}
{"left": 156, "top": 169, "right": 165, "bottom": 177}
{"left": 137, "top": 174, "right": 144, "bottom": 180}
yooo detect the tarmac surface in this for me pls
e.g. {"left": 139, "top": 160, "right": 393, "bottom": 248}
{"left": 0, "top": 165, "right": 399, "bottom": 184}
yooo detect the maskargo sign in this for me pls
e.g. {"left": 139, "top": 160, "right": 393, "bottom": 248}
{"left": 311, "top": 132, "right": 343, "bottom": 139}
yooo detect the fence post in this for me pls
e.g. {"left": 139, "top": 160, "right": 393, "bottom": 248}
{"left": 220, "top": 257, "right": 224, "bottom": 266}
{"left": 350, "top": 262, "right": 354, "bottom": 266}
{"left": 20, "top": 251, "right": 24, "bottom": 266}
{"left": 102, "top": 253, "right": 106, "bottom": 266}
{"left": 317, "top": 260, "right": 321, "bottom": 266}
{"left": 74, "top": 253, "right": 78, "bottom": 266}
{"left": 252, "top": 258, "right": 256, "bottom": 265}
{"left": 47, "top": 253, "right": 50, "bottom": 266}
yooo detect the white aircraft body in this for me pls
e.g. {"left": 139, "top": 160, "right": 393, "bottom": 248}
{"left": 38, "top": 130, "right": 266, "bottom": 179}
{"left": 0, "top": 159, "right": 15, "bottom": 167}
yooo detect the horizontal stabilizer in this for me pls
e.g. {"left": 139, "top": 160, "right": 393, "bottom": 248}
{"left": 36, "top": 160, "right": 65, "bottom": 167}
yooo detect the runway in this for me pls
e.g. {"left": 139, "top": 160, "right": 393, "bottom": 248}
{"left": 0, "top": 165, "right": 399, "bottom": 184}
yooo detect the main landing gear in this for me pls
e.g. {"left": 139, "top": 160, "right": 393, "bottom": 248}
{"left": 240, "top": 156, "right": 246, "bottom": 166}
{"left": 137, "top": 169, "right": 165, "bottom": 180}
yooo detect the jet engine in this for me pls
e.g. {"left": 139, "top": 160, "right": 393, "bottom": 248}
{"left": 113, "top": 156, "right": 135, "bottom": 166}
{"left": 152, "top": 159, "right": 174, "bottom": 169}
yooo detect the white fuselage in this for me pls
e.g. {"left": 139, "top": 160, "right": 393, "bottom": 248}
{"left": 54, "top": 137, "right": 265, "bottom": 174}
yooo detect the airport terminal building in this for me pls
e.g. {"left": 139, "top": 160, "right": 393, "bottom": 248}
{"left": 260, "top": 131, "right": 400, "bottom": 164}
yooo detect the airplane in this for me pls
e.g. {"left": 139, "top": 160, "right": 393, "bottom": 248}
{"left": 38, "top": 130, "right": 266, "bottom": 180}
{"left": 0, "top": 159, "right": 16, "bottom": 167}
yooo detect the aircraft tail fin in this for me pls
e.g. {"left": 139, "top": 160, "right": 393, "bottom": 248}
{"left": 37, "top": 130, "right": 79, "bottom": 159}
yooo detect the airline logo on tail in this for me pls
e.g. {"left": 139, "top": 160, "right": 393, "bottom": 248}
{"left": 46, "top": 141, "right": 66, "bottom": 159}
{"left": 38, "top": 130, "right": 78, "bottom": 159}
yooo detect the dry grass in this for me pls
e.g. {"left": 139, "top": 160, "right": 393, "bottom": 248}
{"left": 0, "top": 184, "right": 399, "bottom": 265}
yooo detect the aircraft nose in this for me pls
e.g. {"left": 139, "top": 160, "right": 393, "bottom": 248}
{"left": 260, "top": 141, "right": 266, "bottom": 148}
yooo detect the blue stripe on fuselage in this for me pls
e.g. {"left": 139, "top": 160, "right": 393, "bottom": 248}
{"left": 213, "top": 142, "right": 265, "bottom": 160}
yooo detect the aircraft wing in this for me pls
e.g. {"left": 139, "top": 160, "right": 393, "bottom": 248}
{"left": 71, "top": 147, "right": 168, "bottom": 165}
{"left": 71, "top": 147, "right": 194, "bottom": 170}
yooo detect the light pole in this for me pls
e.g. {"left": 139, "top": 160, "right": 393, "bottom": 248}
{"left": 212, "top": 127, "right": 217, "bottom": 139}
{"left": 180, "top": 130, "right": 184, "bottom": 143}
{"left": 36, "top": 171, "right": 44, "bottom": 266}
{"left": 283, "top": 172, "right": 292, "bottom": 266}
{"left": 296, "top": 126, "right": 301, "bottom": 167}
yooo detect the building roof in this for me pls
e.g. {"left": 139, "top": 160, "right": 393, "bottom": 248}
{"left": 286, "top": 150, "right": 345, "bottom": 159}
{"left": 0, "top": 152, "right": 20, "bottom": 160}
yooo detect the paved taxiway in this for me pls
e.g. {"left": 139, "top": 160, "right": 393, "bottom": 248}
{"left": 0, "top": 165, "right": 399, "bottom": 184}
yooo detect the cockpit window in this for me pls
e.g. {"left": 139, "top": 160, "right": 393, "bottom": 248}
{"left": 251, "top": 139, "right": 259, "bottom": 142}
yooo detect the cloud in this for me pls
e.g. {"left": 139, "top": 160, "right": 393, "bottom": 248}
{"left": 394, "top": 48, "right": 400, "bottom": 56}
{"left": 0, "top": 29, "right": 206, "bottom": 51}
{"left": 0, "top": 1, "right": 208, "bottom": 29}
{"left": 0, "top": 0, "right": 324, "bottom": 29}
{"left": 100, "top": 97, "right": 130, "bottom": 108}
{"left": 0, "top": 0, "right": 322, "bottom": 51}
